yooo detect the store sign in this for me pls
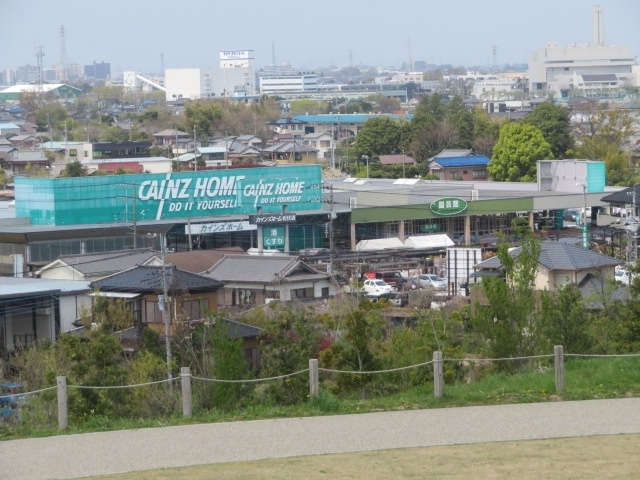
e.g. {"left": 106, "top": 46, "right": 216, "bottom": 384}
{"left": 430, "top": 197, "right": 468, "bottom": 216}
{"left": 186, "top": 221, "right": 256, "bottom": 234}
{"left": 14, "top": 165, "right": 322, "bottom": 226}
{"left": 220, "top": 50, "right": 251, "bottom": 60}
{"left": 420, "top": 223, "right": 441, "bottom": 233}
{"left": 263, "top": 227, "right": 285, "bottom": 248}
{"left": 249, "top": 213, "right": 297, "bottom": 225}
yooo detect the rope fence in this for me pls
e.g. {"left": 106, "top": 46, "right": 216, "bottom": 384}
{"left": 4, "top": 346, "right": 640, "bottom": 431}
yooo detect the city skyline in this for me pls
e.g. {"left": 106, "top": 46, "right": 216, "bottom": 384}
{"left": 2, "top": 0, "right": 639, "bottom": 76}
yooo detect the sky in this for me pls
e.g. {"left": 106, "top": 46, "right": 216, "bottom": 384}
{"left": 2, "top": 0, "right": 639, "bottom": 75}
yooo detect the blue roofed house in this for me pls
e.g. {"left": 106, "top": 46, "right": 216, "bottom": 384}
{"left": 427, "top": 149, "right": 491, "bottom": 181}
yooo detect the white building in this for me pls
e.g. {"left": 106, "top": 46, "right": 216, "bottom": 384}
{"left": 528, "top": 6, "right": 636, "bottom": 99}
{"left": 164, "top": 50, "right": 256, "bottom": 101}
{"left": 259, "top": 73, "right": 318, "bottom": 94}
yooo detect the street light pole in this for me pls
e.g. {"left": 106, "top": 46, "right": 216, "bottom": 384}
{"left": 402, "top": 149, "right": 406, "bottom": 179}
{"left": 577, "top": 183, "right": 588, "bottom": 249}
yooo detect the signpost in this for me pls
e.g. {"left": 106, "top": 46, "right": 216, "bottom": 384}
{"left": 430, "top": 197, "right": 468, "bottom": 216}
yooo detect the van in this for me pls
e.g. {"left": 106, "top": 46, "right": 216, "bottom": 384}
{"left": 367, "top": 270, "right": 404, "bottom": 288}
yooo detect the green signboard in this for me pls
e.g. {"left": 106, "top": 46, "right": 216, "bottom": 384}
{"left": 430, "top": 197, "right": 468, "bottom": 216}
{"left": 14, "top": 165, "right": 323, "bottom": 226}
{"left": 263, "top": 226, "right": 285, "bottom": 249}
{"left": 420, "top": 223, "right": 441, "bottom": 233}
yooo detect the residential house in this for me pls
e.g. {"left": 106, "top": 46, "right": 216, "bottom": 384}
{"left": 428, "top": 152, "right": 490, "bottom": 181}
{"left": 473, "top": 241, "right": 621, "bottom": 292}
{"left": 7, "top": 150, "right": 49, "bottom": 175}
{"left": 262, "top": 140, "right": 318, "bottom": 164}
{"left": 0, "top": 277, "right": 91, "bottom": 354}
{"left": 160, "top": 247, "right": 247, "bottom": 274}
{"left": 37, "top": 249, "right": 159, "bottom": 281}
{"left": 8, "top": 134, "right": 39, "bottom": 150}
{"left": 153, "top": 129, "right": 191, "bottom": 147}
{"left": 235, "top": 135, "right": 263, "bottom": 149}
{"left": 90, "top": 265, "right": 224, "bottom": 336}
{"left": 0, "top": 123, "right": 21, "bottom": 137}
{"left": 303, "top": 132, "right": 333, "bottom": 159}
{"left": 267, "top": 118, "right": 307, "bottom": 139}
{"left": 203, "top": 254, "right": 334, "bottom": 310}
{"left": 379, "top": 154, "right": 416, "bottom": 168}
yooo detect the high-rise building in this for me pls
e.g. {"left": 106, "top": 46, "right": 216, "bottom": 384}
{"left": 528, "top": 6, "right": 636, "bottom": 99}
{"left": 84, "top": 61, "right": 111, "bottom": 80}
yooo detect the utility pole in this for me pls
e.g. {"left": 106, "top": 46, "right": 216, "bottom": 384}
{"left": 160, "top": 234, "right": 172, "bottom": 384}
{"left": 132, "top": 182, "right": 137, "bottom": 249}
{"left": 329, "top": 184, "right": 335, "bottom": 275}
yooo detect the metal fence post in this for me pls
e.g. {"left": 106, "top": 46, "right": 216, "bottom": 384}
{"left": 309, "top": 358, "right": 319, "bottom": 398}
{"left": 554, "top": 345, "right": 564, "bottom": 393}
{"left": 57, "top": 376, "right": 68, "bottom": 431}
{"left": 181, "top": 366, "right": 192, "bottom": 418}
{"left": 433, "top": 351, "right": 443, "bottom": 399}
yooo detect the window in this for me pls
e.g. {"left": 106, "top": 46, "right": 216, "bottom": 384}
{"left": 449, "top": 170, "right": 459, "bottom": 180}
{"left": 84, "top": 151, "right": 88, "bottom": 157}
{"left": 182, "top": 298, "right": 209, "bottom": 320}
{"left": 69, "top": 149, "right": 77, "bottom": 156}
{"left": 234, "top": 289, "right": 255, "bottom": 306}
{"left": 472, "top": 169, "right": 487, "bottom": 179}
{"left": 292, "top": 287, "right": 314, "bottom": 299}
{"left": 145, "top": 300, "right": 163, "bottom": 323}
{"left": 321, "top": 287, "right": 329, "bottom": 297}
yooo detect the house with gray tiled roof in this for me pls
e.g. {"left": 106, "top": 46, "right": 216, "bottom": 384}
{"left": 91, "top": 264, "right": 224, "bottom": 335}
{"left": 37, "top": 249, "right": 158, "bottom": 281}
{"left": 474, "top": 241, "right": 621, "bottom": 292}
{"left": 203, "top": 254, "right": 334, "bottom": 309}
{"left": 159, "top": 247, "right": 247, "bottom": 274}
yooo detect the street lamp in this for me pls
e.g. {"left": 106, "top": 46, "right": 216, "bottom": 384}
{"left": 362, "top": 155, "right": 369, "bottom": 178}
{"left": 402, "top": 149, "right": 406, "bottom": 179}
{"left": 577, "top": 183, "right": 588, "bottom": 249}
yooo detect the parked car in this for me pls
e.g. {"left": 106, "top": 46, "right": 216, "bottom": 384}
{"left": 299, "top": 248, "right": 330, "bottom": 256}
{"left": 414, "top": 274, "right": 447, "bottom": 290}
{"left": 362, "top": 279, "right": 394, "bottom": 296}
{"left": 615, "top": 267, "right": 633, "bottom": 285}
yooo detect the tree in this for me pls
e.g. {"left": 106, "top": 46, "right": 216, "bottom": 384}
{"left": 472, "top": 106, "right": 503, "bottom": 158}
{"left": 60, "top": 160, "right": 87, "bottom": 177}
{"left": 473, "top": 232, "right": 543, "bottom": 369}
{"left": 571, "top": 101, "right": 636, "bottom": 185}
{"left": 444, "top": 96, "right": 474, "bottom": 149}
{"left": 34, "top": 105, "right": 69, "bottom": 132}
{"left": 540, "top": 284, "right": 590, "bottom": 353}
{"left": 489, "top": 123, "right": 553, "bottom": 182}
{"left": 184, "top": 101, "right": 224, "bottom": 137}
{"left": 24, "top": 163, "right": 48, "bottom": 177}
{"left": 521, "top": 102, "right": 574, "bottom": 159}
{"left": 353, "top": 116, "right": 402, "bottom": 158}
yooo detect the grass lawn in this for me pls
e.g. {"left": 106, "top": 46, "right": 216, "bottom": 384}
{"left": 85, "top": 434, "right": 640, "bottom": 480}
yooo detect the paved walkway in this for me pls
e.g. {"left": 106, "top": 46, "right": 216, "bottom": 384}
{"left": 2, "top": 398, "right": 640, "bottom": 480}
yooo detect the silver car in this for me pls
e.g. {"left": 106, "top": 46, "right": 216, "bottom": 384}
{"left": 415, "top": 274, "right": 447, "bottom": 290}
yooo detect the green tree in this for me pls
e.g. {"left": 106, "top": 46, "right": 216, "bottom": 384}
{"left": 521, "top": 102, "right": 574, "bottom": 159}
{"left": 0, "top": 169, "right": 6, "bottom": 189}
{"left": 488, "top": 123, "right": 553, "bottom": 182}
{"left": 540, "top": 284, "right": 590, "bottom": 353}
{"left": 24, "top": 163, "right": 49, "bottom": 177}
{"left": 258, "top": 304, "right": 322, "bottom": 405}
{"left": 473, "top": 232, "right": 543, "bottom": 368}
{"left": 444, "top": 96, "right": 474, "bottom": 149}
{"left": 34, "top": 105, "right": 69, "bottom": 132}
{"left": 60, "top": 160, "right": 87, "bottom": 177}
{"left": 472, "top": 106, "right": 502, "bottom": 158}
{"left": 353, "top": 116, "right": 402, "bottom": 158}
{"left": 184, "top": 101, "right": 224, "bottom": 137}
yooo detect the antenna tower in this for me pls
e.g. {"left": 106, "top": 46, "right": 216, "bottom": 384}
{"left": 407, "top": 37, "right": 414, "bottom": 72}
{"left": 59, "top": 25, "right": 68, "bottom": 83}
{"left": 491, "top": 45, "right": 498, "bottom": 73}
{"left": 35, "top": 46, "right": 45, "bottom": 89}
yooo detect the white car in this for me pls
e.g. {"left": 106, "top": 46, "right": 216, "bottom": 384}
{"left": 414, "top": 274, "right": 448, "bottom": 290}
{"left": 615, "top": 267, "right": 633, "bottom": 285}
{"left": 362, "top": 279, "right": 394, "bottom": 296}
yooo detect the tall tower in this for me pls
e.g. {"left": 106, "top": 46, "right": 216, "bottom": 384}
{"left": 35, "top": 45, "right": 45, "bottom": 87}
{"left": 592, "top": 5, "right": 604, "bottom": 46}
{"left": 59, "top": 25, "right": 68, "bottom": 82}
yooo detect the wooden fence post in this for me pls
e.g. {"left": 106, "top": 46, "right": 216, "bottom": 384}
{"left": 181, "top": 366, "right": 192, "bottom": 418}
{"left": 309, "top": 358, "right": 319, "bottom": 398}
{"left": 433, "top": 351, "right": 443, "bottom": 399}
{"left": 554, "top": 345, "right": 564, "bottom": 393}
{"left": 57, "top": 376, "right": 68, "bottom": 431}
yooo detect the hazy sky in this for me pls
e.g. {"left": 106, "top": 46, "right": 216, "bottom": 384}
{"left": 3, "top": 0, "right": 639, "bottom": 75}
